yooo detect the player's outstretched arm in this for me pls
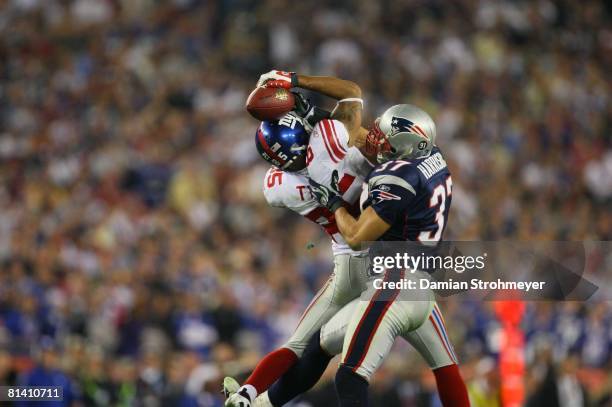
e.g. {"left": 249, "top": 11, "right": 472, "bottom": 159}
{"left": 292, "top": 75, "right": 372, "bottom": 156}
{"left": 295, "top": 75, "right": 361, "bottom": 102}
{"left": 258, "top": 70, "right": 367, "bottom": 149}
{"left": 294, "top": 75, "right": 365, "bottom": 143}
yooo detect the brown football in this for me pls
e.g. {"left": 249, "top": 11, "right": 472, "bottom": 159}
{"left": 246, "top": 87, "right": 295, "bottom": 121}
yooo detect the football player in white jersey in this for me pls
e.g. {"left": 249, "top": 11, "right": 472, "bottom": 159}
{"left": 224, "top": 75, "right": 375, "bottom": 407}
{"left": 227, "top": 72, "right": 469, "bottom": 407}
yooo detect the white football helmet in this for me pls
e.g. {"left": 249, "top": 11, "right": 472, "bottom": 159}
{"left": 366, "top": 104, "right": 436, "bottom": 163}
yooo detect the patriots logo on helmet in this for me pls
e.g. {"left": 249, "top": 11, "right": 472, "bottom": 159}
{"left": 390, "top": 117, "right": 429, "bottom": 139}
{"left": 370, "top": 187, "right": 401, "bottom": 205}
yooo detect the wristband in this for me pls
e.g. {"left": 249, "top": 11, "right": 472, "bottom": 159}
{"left": 337, "top": 98, "right": 364, "bottom": 106}
{"left": 291, "top": 73, "right": 299, "bottom": 87}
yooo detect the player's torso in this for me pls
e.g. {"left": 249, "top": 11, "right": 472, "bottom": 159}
{"left": 306, "top": 119, "right": 373, "bottom": 209}
{"left": 365, "top": 147, "right": 452, "bottom": 242}
{"left": 262, "top": 167, "right": 355, "bottom": 255}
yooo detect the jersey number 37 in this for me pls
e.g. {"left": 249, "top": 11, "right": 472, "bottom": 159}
{"left": 418, "top": 176, "right": 452, "bottom": 242}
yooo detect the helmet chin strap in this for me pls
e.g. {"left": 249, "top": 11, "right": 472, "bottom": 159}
{"left": 281, "top": 158, "right": 295, "bottom": 170}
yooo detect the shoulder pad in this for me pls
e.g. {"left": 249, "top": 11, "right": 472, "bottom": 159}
{"left": 367, "top": 160, "right": 420, "bottom": 195}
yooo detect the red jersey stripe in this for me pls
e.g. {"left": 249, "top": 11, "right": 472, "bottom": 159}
{"left": 337, "top": 174, "right": 356, "bottom": 194}
{"left": 318, "top": 122, "right": 339, "bottom": 163}
{"left": 322, "top": 120, "right": 346, "bottom": 161}
{"left": 329, "top": 120, "right": 347, "bottom": 153}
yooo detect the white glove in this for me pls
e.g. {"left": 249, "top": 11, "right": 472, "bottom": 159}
{"left": 222, "top": 376, "right": 240, "bottom": 399}
{"left": 256, "top": 70, "right": 295, "bottom": 88}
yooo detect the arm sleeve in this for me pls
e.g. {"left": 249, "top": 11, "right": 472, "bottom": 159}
{"left": 262, "top": 168, "right": 319, "bottom": 215}
{"left": 366, "top": 173, "right": 417, "bottom": 225}
{"left": 262, "top": 171, "right": 286, "bottom": 208}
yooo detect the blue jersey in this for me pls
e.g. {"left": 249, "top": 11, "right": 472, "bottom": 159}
{"left": 363, "top": 147, "right": 452, "bottom": 242}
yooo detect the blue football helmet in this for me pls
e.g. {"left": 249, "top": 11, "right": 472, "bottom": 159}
{"left": 255, "top": 112, "right": 309, "bottom": 171}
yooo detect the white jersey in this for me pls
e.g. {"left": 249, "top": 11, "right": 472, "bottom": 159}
{"left": 263, "top": 167, "right": 355, "bottom": 255}
{"left": 306, "top": 118, "right": 373, "bottom": 210}
{"left": 262, "top": 119, "right": 373, "bottom": 255}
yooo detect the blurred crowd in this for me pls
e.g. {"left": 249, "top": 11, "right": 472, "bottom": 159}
{"left": 0, "top": 0, "right": 610, "bottom": 405}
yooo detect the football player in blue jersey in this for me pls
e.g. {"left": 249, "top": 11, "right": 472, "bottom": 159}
{"left": 308, "top": 104, "right": 470, "bottom": 406}
{"left": 311, "top": 104, "right": 451, "bottom": 247}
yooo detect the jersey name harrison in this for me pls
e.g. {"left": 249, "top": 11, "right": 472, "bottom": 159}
{"left": 417, "top": 152, "right": 447, "bottom": 179}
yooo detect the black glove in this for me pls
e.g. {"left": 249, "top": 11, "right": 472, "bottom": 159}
{"left": 292, "top": 91, "right": 331, "bottom": 132}
{"left": 309, "top": 178, "right": 344, "bottom": 212}
{"left": 292, "top": 91, "right": 312, "bottom": 117}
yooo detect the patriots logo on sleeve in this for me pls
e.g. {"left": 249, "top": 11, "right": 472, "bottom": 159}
{"left": 370, "top": 185, "right": 402, "bottom": 204}
{"left": 391, "top": 117, "right": 429, "bottom": 139}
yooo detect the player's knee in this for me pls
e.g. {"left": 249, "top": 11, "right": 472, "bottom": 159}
{"left": 335, "top": 364, "right": 369, "bottom": 406}
{"left": 281, "top": 341, "right": 305, "bottom": 358}
{"left": 303, "top": 329, "right": 335, "bottom": 360}
{"left": 318, "top": 327, "right": 339, "bottom": 356}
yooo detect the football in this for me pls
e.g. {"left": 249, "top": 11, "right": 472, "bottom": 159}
{"left": 246, "top": 86, "right": 295, "bottom": 120}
